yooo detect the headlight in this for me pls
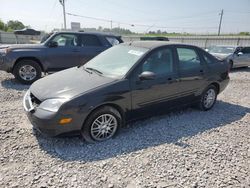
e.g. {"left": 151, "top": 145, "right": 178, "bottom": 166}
{"left": 38, "top": 98, "right": 68, "bottom": 112}
{"left": 0, "top": 48, "right": 11, "bottom": 55}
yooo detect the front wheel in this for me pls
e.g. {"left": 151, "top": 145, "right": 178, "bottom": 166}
{"left": 13, "top": 59, "right": 42, "bottom": 84}
{"left": 81, "top": 106, "right": 122, "bottom": 143}
{"left": 199, "top": 85, "right": 218, "bottom": 111}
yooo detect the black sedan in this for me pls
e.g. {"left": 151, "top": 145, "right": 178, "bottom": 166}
{"left": 23, "top": 41, "right": 230, "bottom": 142}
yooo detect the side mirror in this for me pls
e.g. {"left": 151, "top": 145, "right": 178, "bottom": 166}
{"left": 139, "top": 71, "right": 156, "bottom": 80}
{"left": 237, "top": 52, "right": 243, "bottom": 56}
{"left": 48, "top": 41, "right": 58, "bottom": 48}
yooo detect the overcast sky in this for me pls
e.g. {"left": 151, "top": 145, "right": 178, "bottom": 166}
{"left": 0, "top": 0, "right": 250, "bottom": 34}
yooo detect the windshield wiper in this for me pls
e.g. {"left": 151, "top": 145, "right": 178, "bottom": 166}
{"left": 83, "top": 66, "right": 92, "bottom": 74}
{"left": 86, "top": 67, "right": 103, "bottom": 75}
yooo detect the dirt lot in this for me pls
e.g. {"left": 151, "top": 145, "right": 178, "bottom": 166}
{"left": 0, "top": 69, "right": 249, "bottom": 188}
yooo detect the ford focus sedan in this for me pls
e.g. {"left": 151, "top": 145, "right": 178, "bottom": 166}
{"left": 23, "top": 41, "right": 229, "bottom": 142}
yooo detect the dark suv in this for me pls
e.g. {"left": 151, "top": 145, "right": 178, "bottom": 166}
{"left": 0, "top": 31, "right": 123, "bottom": 84}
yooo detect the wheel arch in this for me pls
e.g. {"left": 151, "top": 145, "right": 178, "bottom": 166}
{"left": 210, "top": 82, "right": 220, "bottom": 94}
{"left": 82, "top": 103, "right": 126, "bottom": 130}
{"left": 13, "top": 57, "right": 44, "bottom": 72}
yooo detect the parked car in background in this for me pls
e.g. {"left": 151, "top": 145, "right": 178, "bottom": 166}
{"left": 23, "top": 41, "right": 229, "bottom": 142}
{"left": 206, "top": 45, "right": 250, "bottom": 69}
{"left": 0, "top": 31, "right": 123, "bottom": 84}
{"left": 14, "top": 28, "right": 41, "bottom": 36}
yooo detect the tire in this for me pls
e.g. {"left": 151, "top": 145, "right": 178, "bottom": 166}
{"left": 81, "top": 106, "right": 122, "bottom": 143}
{"left": 13, "top": 59, "right": 42, "bottom": 84}
{"left": 198, "top": 85, "right": 218, "bottom": 111}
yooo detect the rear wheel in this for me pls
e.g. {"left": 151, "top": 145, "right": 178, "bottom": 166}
{"left": 13, "top": 59, "right": 42, "bottom": 84}
{"left": 81, "top": 106, "right": 122, "bottom": 143}
{"left": 198, "top": 85, "right": 217, "bottom": 111}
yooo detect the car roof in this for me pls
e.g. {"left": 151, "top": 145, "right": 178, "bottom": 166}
{"left": 122, "top": 41, "right": 195, "bottom": 50}
{"left": 54, "top": 31, "right": 120, "bottom": 37}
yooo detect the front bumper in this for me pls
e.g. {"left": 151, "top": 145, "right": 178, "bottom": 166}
{"left": 23, "top": 90, "right": 81, "bottom": 137}
{"left": 0, "top": 53, "right": 12, "bottom": 72}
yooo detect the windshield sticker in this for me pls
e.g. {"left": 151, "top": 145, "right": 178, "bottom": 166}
{"left": 128, "top": 50, "right": 144, "bottom": 56}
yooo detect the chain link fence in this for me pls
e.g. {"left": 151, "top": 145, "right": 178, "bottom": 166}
{"left": 122, "top": 36, "right": 250, "bottom": 48}
{"left": 1, "top": 31, "right": 250, "bottom": 48}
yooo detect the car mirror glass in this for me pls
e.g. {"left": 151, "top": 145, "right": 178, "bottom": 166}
{"left": 139, "top": 71, "right": 156, "bottom": 80}
{"left": 48, "top": 41, "right": 58, "bottom": 48}
{"left": 237, "top": 52, "right": 243, "bottom": 56}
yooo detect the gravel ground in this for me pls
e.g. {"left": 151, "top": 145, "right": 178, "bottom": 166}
{"left": 0, "top": 69, "right": 249, "bottom": 188}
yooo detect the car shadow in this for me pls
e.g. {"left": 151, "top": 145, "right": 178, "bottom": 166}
{"left": 1, "top": 77, "right": 29, "bottom": 91}
{"left": 35, "top": 100, "right": 250, "bottom": 162}
{"left": 231, "top": 67, "right": 250, "bottom": 73}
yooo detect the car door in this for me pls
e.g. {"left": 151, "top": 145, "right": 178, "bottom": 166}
{"left": 130, "top": 47, "right": 180, "bottom": 119}
{"left": 78, "top": 34, "right": 107, "bottom": 66}
{"left": 45, "top": 33, "right": 81, "bottom": 71}
{"left": 175, "top": 45, "right": 207, "bottom": 98}
{"left": 233, "top": 47, "right": 250, "bottom": 67}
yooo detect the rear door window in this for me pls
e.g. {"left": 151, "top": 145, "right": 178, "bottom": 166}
{"left": 177, "top": 47, "right": 201, "bottom": 70}
{"left": 80, "top": 35, "right": 102, "bottom": 47}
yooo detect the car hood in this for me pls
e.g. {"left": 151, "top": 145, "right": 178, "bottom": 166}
{"left": 30, "top": 67, "right": 116, "bottom": 101}
{"left": 0, "top": 44, "right": 11, "bottom": 49}
{"left": 210, "top": 52, "right": 231, "bottom": 60}
{"left": 8, "top": 43, "right": 45, "bottom": 50}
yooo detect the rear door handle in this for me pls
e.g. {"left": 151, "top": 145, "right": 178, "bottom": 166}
{"left": 96, "top": 50, "right": 103, "bottom": 53}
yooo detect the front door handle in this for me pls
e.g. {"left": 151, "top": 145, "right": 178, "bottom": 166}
{"left": 200, "top": 70, "right": 204, "bottom": 75}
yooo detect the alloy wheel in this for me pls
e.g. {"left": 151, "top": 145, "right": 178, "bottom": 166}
{"left": 90, "top": 114, "right": 118, "bottom": 141}
{"left": 203, "top": 88, "right": 216, "bottom": 109}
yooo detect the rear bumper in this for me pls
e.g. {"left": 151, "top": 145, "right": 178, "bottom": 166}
{"left": 219, "top": 77, "right": 230, "bottom": 93}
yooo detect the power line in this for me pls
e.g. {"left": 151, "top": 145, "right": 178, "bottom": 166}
{"left": 67, "top": 12, "right": 218, "bottom": 30}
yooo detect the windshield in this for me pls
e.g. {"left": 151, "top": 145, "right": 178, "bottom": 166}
{"left": 208, "top": 46, "right": 236, "bottom": 54}
{"left": 83, "top": 45, "right": 148, "bottom": 78}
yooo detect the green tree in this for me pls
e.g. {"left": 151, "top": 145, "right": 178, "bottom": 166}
{"left": 7, "top": 20, "right": 25, "bottom": 30}
{"left": 0, "top": 19, "right": 5, "bottom": 31}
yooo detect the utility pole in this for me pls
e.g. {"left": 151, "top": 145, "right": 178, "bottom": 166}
{"left": 59, "top": 0, "right": 67, "bottom": 30}
{"left": 218, "top": 9, "right": 223, "bottom": 36}
{"left": 110, "top": 20, "right": 113, "bottom": 31}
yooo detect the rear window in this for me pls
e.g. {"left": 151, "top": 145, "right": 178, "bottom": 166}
{"left": 203, "top": 53, "right": 215, "bottom": 64}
